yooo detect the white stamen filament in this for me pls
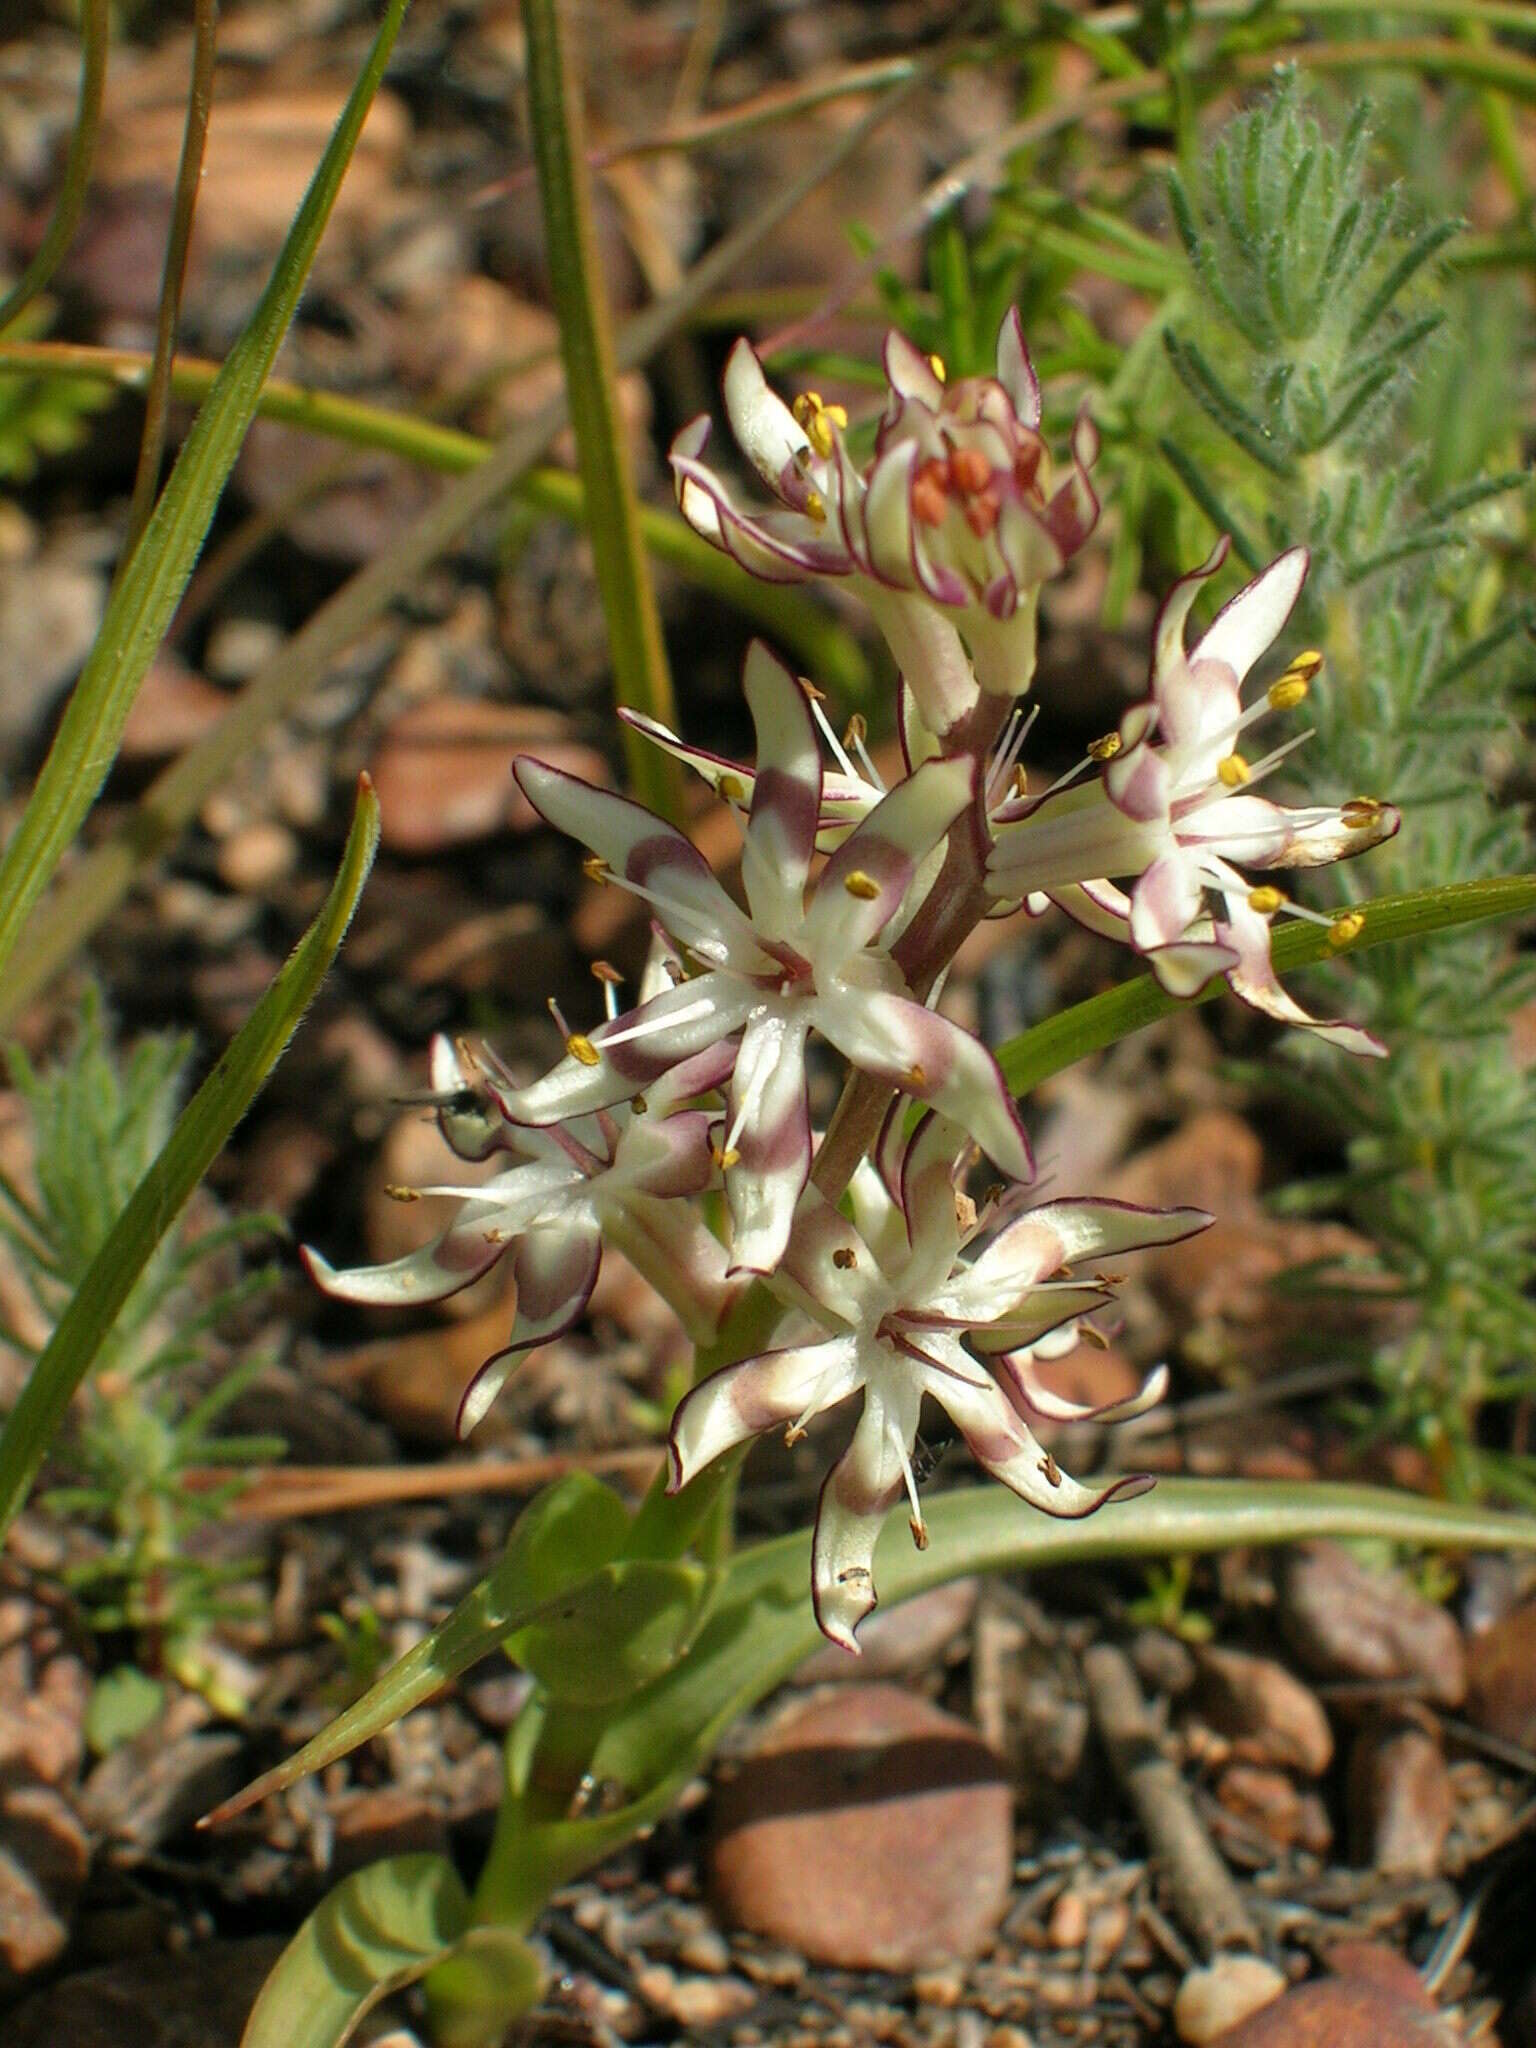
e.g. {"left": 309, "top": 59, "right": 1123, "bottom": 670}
{"left": 806, "top": 690, "right": 861, "bottom": 782}
{"left": 985, "top": 704, "right": 1039, "bottom": 810}
{"left": 597, "top": 993, "right": 717, "bottom": 1051}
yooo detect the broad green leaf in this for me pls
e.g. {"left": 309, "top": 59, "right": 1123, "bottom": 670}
{"left": 504, "top": 1470, "right": 631, "bottom": 1599}
{"left": 422, "top": 1928, "right": 543, "bottom": 2048}
{"left": 998, "top": 875, "right": 1536, "bottom": 1097}
{"left": 240, "top": 1853, "right": 474, "bottom": 2048}
{"left": 513, "top": 1558, "right": 712, "bottom": 1706}
{"left": 459, "top": 1476, "right": 1536, "bottom": 1935}
{"left": 0, "top": 0, "right": 410, "bottom": 978}
{"left": 0, "top": 779, "right": 380, "bottom": 1543}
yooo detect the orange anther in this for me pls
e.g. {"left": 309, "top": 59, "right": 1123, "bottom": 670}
{"left": 950, "top": 446, "right": 992, "bottom": 495}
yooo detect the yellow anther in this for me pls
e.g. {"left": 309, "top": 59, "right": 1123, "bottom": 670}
{"left": 1247, "top": 885, "right": 1284, "bottom": 915}
{"left": 804, "top": 488, "right": 827, "bottom": 524}
{"left": 1282, "top": 649, "right": 1324, "bottom": 684}
{"left": 383, "top": 1184, "right": 420, "bottom": 1203}
{"left": 712, "top": 1145, "right": 741, "bottom": 1170}
{"left": 582, "top": 854, "right": 610, "bottom": 884}
{"left": 717, "top": 772, "right": 747, "bottom": 804}
{"left": 906, "top": 1063, "right": 927, "bottom": 1089}
{"left": 566, "top": 1033, "right": 601, "bottom": 1067}
{"left": 1267, "top": 676, "right": 1309, "bottom": 710}
{"left": 1327, "top": 909, "right": 1366, "bottom": 949}
{"left": 792, "top": 389, "right": 846, "bottom": 459}
{"left": 928, "top": 353, "right": 947, "bottom": 383}
{"left": 1087, "top": 732, "right": 1122, "bottom": 761}
{"left": 832, "top": 1246, "right": 857, "bottom": 1270}
{"left": 1038, "top": 1453, "right": 1063, "bottom": 1487}
{"left": 910, "top": 1517, "right": 931, "bottom": 1551}
{"left": 842, "top": 869, "right": 881, "bottom": 901}
{"left": 843, "top": 712, "right": 868, "bottom": 749}
{"left": 630, "top": 1093, "right": 648, "bottom": 1115}
{"left": 1341, "top": 796, "right": 1385, "bottom": 829}
{"left": 1217, "top": 752, "right": 1251, "bottom": 787}
{"left": 1013, "top": 764, "right": 1029, "bottom": 798}
{"left": 784, "top": 1421, "right": 807, "bottom": 1446}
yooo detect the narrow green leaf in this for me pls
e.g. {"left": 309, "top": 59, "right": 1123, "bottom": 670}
{"left": 0, "top": 0, "right": 410, "bottom": 979}
{"left": 0, "top": 83, "right": 910, "bottom": 1033}
{"left": 512, "top": 1558, "right": 712, "bottom": 1706}
{"left": 202, "top": 1474, "right": 633, "bottom": 1822}
{"left": 0, "top": 0, "right": 109, "bottom": 337}
{"left": 522, "top": 0, "right": 682, "bottom": 823}
{"left": 0, "top": 779, "right": 380, "bottom": 1543}
{"left": 240, "top": 1854, "right": 477, "bottom": 2048}
{"left": 459, "top": 1475, "right": 1536, "bottom": 1940}
{"left": 997, "top": 875, "right": 1536, "bottom": 1099}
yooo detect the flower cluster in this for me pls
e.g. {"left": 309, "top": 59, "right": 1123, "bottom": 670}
{"left": 308, "top": 313, "right": 1400, "bottom": 1649}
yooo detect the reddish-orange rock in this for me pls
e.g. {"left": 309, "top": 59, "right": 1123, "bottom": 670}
{"left": 1466, "top": 1601, "right": 1536, "bottom": 1752}
{"left": 709, "top": 1684, "right": 1013, "bottom": 1971}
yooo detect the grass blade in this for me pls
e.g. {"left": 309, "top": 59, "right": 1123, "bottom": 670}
{"left": 0, "top": 0, "right": 110, "bottom": 337}
{"left": 0, "top": 0, "right": 410, "bottom": 980}
{"left": 522, "top": 0, "right": 682, "bottom": 821}
{"left": 0, "top": 778, "right": 380, "bottom": 1543}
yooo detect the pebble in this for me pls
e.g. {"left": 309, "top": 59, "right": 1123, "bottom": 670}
{"left": 215, "top": 819, "right": 300, "bottom": 893}
{"left": 1192, "top": 1645, "right": 1334, "bottom": 1775}
{"left": 1347, "top": 1719, "right": 1453, "bottom": 1878}
{"left": 1046, "top": 1889, "right": 1088, "bottom": 1950}
{"left": 118, "top": 655, "right": 229, "bottom": 758}
{"left": 709, "top": 1684, "right": 1014, "bottom": 1972}
{"left": 1278, "top": 1543, "right": 1466, "bottom": 1706}
{"left": 1465, "top": 1599, "right": 1536, "bottom": 1751}
{"left": 1173, "top": 1955, "right": 1286, "bottom": 2043}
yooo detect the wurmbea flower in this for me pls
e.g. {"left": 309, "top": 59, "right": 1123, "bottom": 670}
{"left": 303, "top": 1031, "right": 737, "bottom": 1437}
{"left": 669, "top": 1113, "right": 1210, "bottom": 1649}
{"left": 987, "top": 538, "right": 1400, "bottom": 1054}
{"left": 669, "top": 312, "right": 1099, "bottom": 738}
{"left": 501, "top": 643, "right": 1033, "bottom": 1274}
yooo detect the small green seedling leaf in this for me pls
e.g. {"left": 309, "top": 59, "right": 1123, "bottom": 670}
{"left": 240, "top": 1853, "right": 472, "bottom": 2048}
{"left": 84, "top": 1665, "right": 165, "bottom": 1755}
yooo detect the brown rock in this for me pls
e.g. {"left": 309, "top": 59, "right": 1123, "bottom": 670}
{"left": 795, "top": 1580, "right": 978, "bottom": 1685}
{"left": 1324, "top": 1943, "right": 1438, "bottom": 2010}
{"left": 119, "top": 656, "right": 229, "bottom": 759}
{"left": 0, "top": 1597, "right": 91, "bottom": 1784}
{"left": 1278, "top": 1544, "right": 1466, "bottom": 1706}
{"left": 0, "top": 1846, "right": 70, "bottom": 1981}
{"left": 1466, "top": 1600, "right": 1536, "bottom": 1752}
{"left": 1109, "top": 1113, "right": 1389, "bottom": 1369}
{"left": 1347, "top": 1720, "right": 1454, "bottom": 1879}
{"left": 369, "top": 698, "right": 608, "bottom": 854}
{"left": 327, "top": 1786, "right": 450, "bottom": 1880}
{"left": 1208, "top": 1973, "right": 1454, "bottom": 2046}
{"left": 1192, "top": 1646, "right": 1334, "bottom": 1775}
{"left": 1215, "top": 1762, "right": 1330, "bottom": 1854}
{"left": 709, "top": 1685, "right": 1013, "bottom": 1971}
